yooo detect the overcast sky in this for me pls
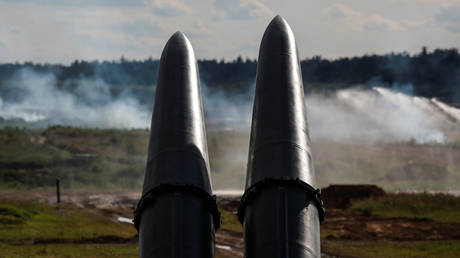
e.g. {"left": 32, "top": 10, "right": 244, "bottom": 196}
{"left": 0, "top": 0, "right": 459, "bottom": 63}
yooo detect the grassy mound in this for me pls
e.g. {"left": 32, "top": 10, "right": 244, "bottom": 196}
{"left": 351, "top": 193, "right": 460, "bottom": 223}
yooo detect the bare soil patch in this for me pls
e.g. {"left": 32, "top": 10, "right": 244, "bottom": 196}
{"left": 1, "top": 187, "right": 459, "bottom": 257}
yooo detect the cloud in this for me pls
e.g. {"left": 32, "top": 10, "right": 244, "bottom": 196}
{"left": 1, "top": 0, "right": 460, "bottom": 63}
{"left": 0, "top": 41, "right": 8, "bottom": 58}
{"left": 144, "top": 0, "right": 191, "bottom": 17}
{"left": 325, "top": 4, "right": 355, "bottom": 20}
{"left": 5, "top": 27, "right": 20, "bottom": 36}
{"left": 183, "top": 21, "right": 211, "bottom": 39}
{"left": 418, "top": 0, "right": 460, "bottom": 7}
{"left": 3, "top": 0, "right": 143, "bottom": 7}
{"left": 323, "top": 4, "right": 422, "bottom": 32}
{"left": 108, "top": 20, "right": 164, "bottom": 37}
{"left": 435, "top": 4, "right": 460, "bottom": 32}
{"left": 213, "top": 0, "right": 272, "bottom": 20}
{"left": 0, "top": 41, "right": 7, "bottom": 51}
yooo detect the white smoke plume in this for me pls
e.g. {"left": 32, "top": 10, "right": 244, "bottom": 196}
{"left": 201, "top": 82, "right": 254, "bottom": 131}
{"left": 0, "top": 69, "right": 459, "bottom": 144}
{"left": 306, "top": 87, "right": 457, "bottom": 144}
{"left": 201, "top": 85, "right": 460, "bottom": 144}
{"left": 0, "top": 69, "right": 150, "bottom": 128}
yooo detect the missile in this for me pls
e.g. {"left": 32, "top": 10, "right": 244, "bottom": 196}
{"left": 238, "top": 16, "right": 325, "bottom": 258}
{"left": 133, "top": 32, "right": 220, "bottom": 258}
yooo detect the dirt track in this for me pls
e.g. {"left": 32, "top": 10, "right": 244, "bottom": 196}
{"left": 2, "top": 189, "right": 459, "bottom": 257}
{"left": 0, "top": 189, "right": 245, "bottom": 257}
{"left": 323, "top": 208, "right": 460, "bottom": 241}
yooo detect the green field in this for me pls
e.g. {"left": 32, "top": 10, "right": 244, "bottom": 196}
{"left": 0, "top": 200, "right": 138, "bottom": 257}
{"left": 1, "top": 195, "right": 460, "bottom": 257}
{"left": 323, "top": 240, "right": 460, "bottom": 258}
{"left": 1, "top": 126, "right": 460, "bottom": 257}
{"left": 0, "top": 126, "right": 459, "bottom": 191}
{"left": 0, "top": 126, "right": 148, "bottom": 189}
{"left": 352, "top": 193, "right": 460, "bottom": 223}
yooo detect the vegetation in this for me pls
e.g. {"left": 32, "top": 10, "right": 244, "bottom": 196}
{"left": 0, "top": 201, "right": 136, "bottom": 243}
{"left": 323, "top": 240, "right": 460, "bottom": 258}
{"left": 0, "top": 127, "right": 459, "bottom": 191}
{"left": 0, "top": 200, "right": 137, "bottom": 257}
{"left": 1, "top": 193, "right": 460, "bottom": 257}
{"left": 351, "top": 193, "right": 460, "bottom": 223}
{"left": 0, "top": 126, "right": 148, "bottom": 189}
{"left": 312, "top": 141, "right": 460, "bottom": 192}
{"left": 2, "top": 47, "right": 460, "bottom": 102}
{"left": 218, "top": 208, "right": 242, "bottom": 232}
{"left": 321, "top": 192, "right": 460, "bottom": 257}
{"left": 0, "top": 243, "right": 138, "bottom": 258}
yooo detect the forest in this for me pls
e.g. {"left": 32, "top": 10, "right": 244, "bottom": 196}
{"left": 0, "top": 47, "right": 459, "bottom": 102}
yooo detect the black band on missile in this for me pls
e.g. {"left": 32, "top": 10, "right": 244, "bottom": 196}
{"left": 237, "top": 178, "right": 325, "bottom": 224}
{"left": 133, "top": 184, "right": 221, "bottom": 230}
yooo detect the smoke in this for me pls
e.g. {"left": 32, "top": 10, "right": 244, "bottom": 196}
{"left": 0, "top": 68, "right": 150, "bottom": 128}
{"left": 431, "top": 98, "right": 460, "bottom": 121}
{"left": 1, "top": 69, "right": 459, "bottom": 144}
{"left": 201, "top": 83, "right": 459, "bottom": 144}
{"left": 306, "top": 87, "right": 457, "bottom": 144}
{"left": 201, "top": 81, "right": 254, "bottom": 131}
{"left": 1, "top": 70, "right": 459, "bottom": 191}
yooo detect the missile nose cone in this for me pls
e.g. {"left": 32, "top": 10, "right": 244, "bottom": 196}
{"left": 246, "top": 15, "right": 313, "bottom": 188}
{"left": 238, "top": 17, "right": 323, "bottom": 256}
{"left": 135, "top": 32, "right": 219, "bottom": 257}
{"left": 160, "top": 31, "right": 196, "bottom": 68}
{"left": 168, "top": 31, "right": 187, "bottom": 45}
{"left": 166, "top": 31, "right": 188, "bottom": 49}
{"left": 140, "top": 30, "right": 212, "bottom": 198}
{"left": 259, "top": 15, "right": 297, "bottom": 62}
{"left": 172, "top": 30, "right": 186, "bottom": 40}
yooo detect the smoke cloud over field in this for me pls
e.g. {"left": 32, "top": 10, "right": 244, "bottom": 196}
{"left": 202, "top": 83, "right": 254, "bottom": 131}
{"left": 0, "top": 69, "right": 150, "bottom": 128}
{"left": 1, "top": 70, "right": 460, "bottom": 191}
{"left": 0, "top": 69, "right": 459, "bottom": 144}
{"left": 307, "top": 87, "right": 459, "bottom": 143}
{"left": 204, "top": 85, "right": 460, "bottom": 144}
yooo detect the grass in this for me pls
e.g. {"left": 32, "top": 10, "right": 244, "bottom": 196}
{"left": 0, "top": 203, "right": 36, "bottom": 225}
{"left": 351, "top": 193, "right": 460, "bottom": 223}
{"left": 1, "top": 197, "right": 460, "bottom": 257}
{"left": 0, "top": 127, "right": 70, "bottom": 165}
{"left": 0, "top": 200, "right": 241, "bottom": 257}
{"left": 0, "top": 201, "right": 137, "bottom": 243}
{"left": 313, "top": 140, "right": 460, "bottom": 191}
{"left": 0, "top": 243, "right": 138, "bottom": 258}
{"left": 321, "top": 228, "right": 341, "bottom": 240}
{"left": 0, "top": 126, "right": 459, "bottom": 191}
{"left": 1, "top": 126, "right": 459, "bottom": 256}
{"left": 219, "top": 208, "right": 242, "bottom": 232}
{"left": 0, "top": 126, "right": 147, "bottom": 189}
{"left": 0, "top": 200, "right": 138, "bottom": 257}
{"left": 323, "top": 193, "right": 460, "bottom": 256}
{"left": 323, "top": 240, "right": 460, "bottom": 258}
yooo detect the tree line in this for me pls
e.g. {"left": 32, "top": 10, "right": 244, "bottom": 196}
{"left": 1, "top": 47, "right": 459, "bottom": 102}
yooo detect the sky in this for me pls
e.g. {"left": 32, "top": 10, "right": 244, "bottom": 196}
{"left": 0, "top": 0, "right": 459, "bottom": 64}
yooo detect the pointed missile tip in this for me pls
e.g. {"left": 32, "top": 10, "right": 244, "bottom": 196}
{"left": 160, "top": 31, "right": 195, "bottom": 66}
{"left": 171, "top": 31, "right": 187, "bottom": 41}
{"left": 259, "top": 15, "right": 296, "bottom": 58}
{"left": 265, "top": 15, "right": 293, "bottom": 38}
{"left": 165, "top": 31, "right": 189, "bottom": 50}
{"left": 173, "top": 30, "right": 184, "bottom": 36}
{"left": 271, "top": 15, "right": 285, "bottom": 23}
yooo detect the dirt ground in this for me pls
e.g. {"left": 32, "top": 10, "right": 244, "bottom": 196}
{"left": 0, "top": 189, "right": 244, "bottom": 257}
{"left": 323, "top": 208, "right": 460, "bottom": 241}
{"left": 1, "top": 189, "right": 459, "bottom": 257}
